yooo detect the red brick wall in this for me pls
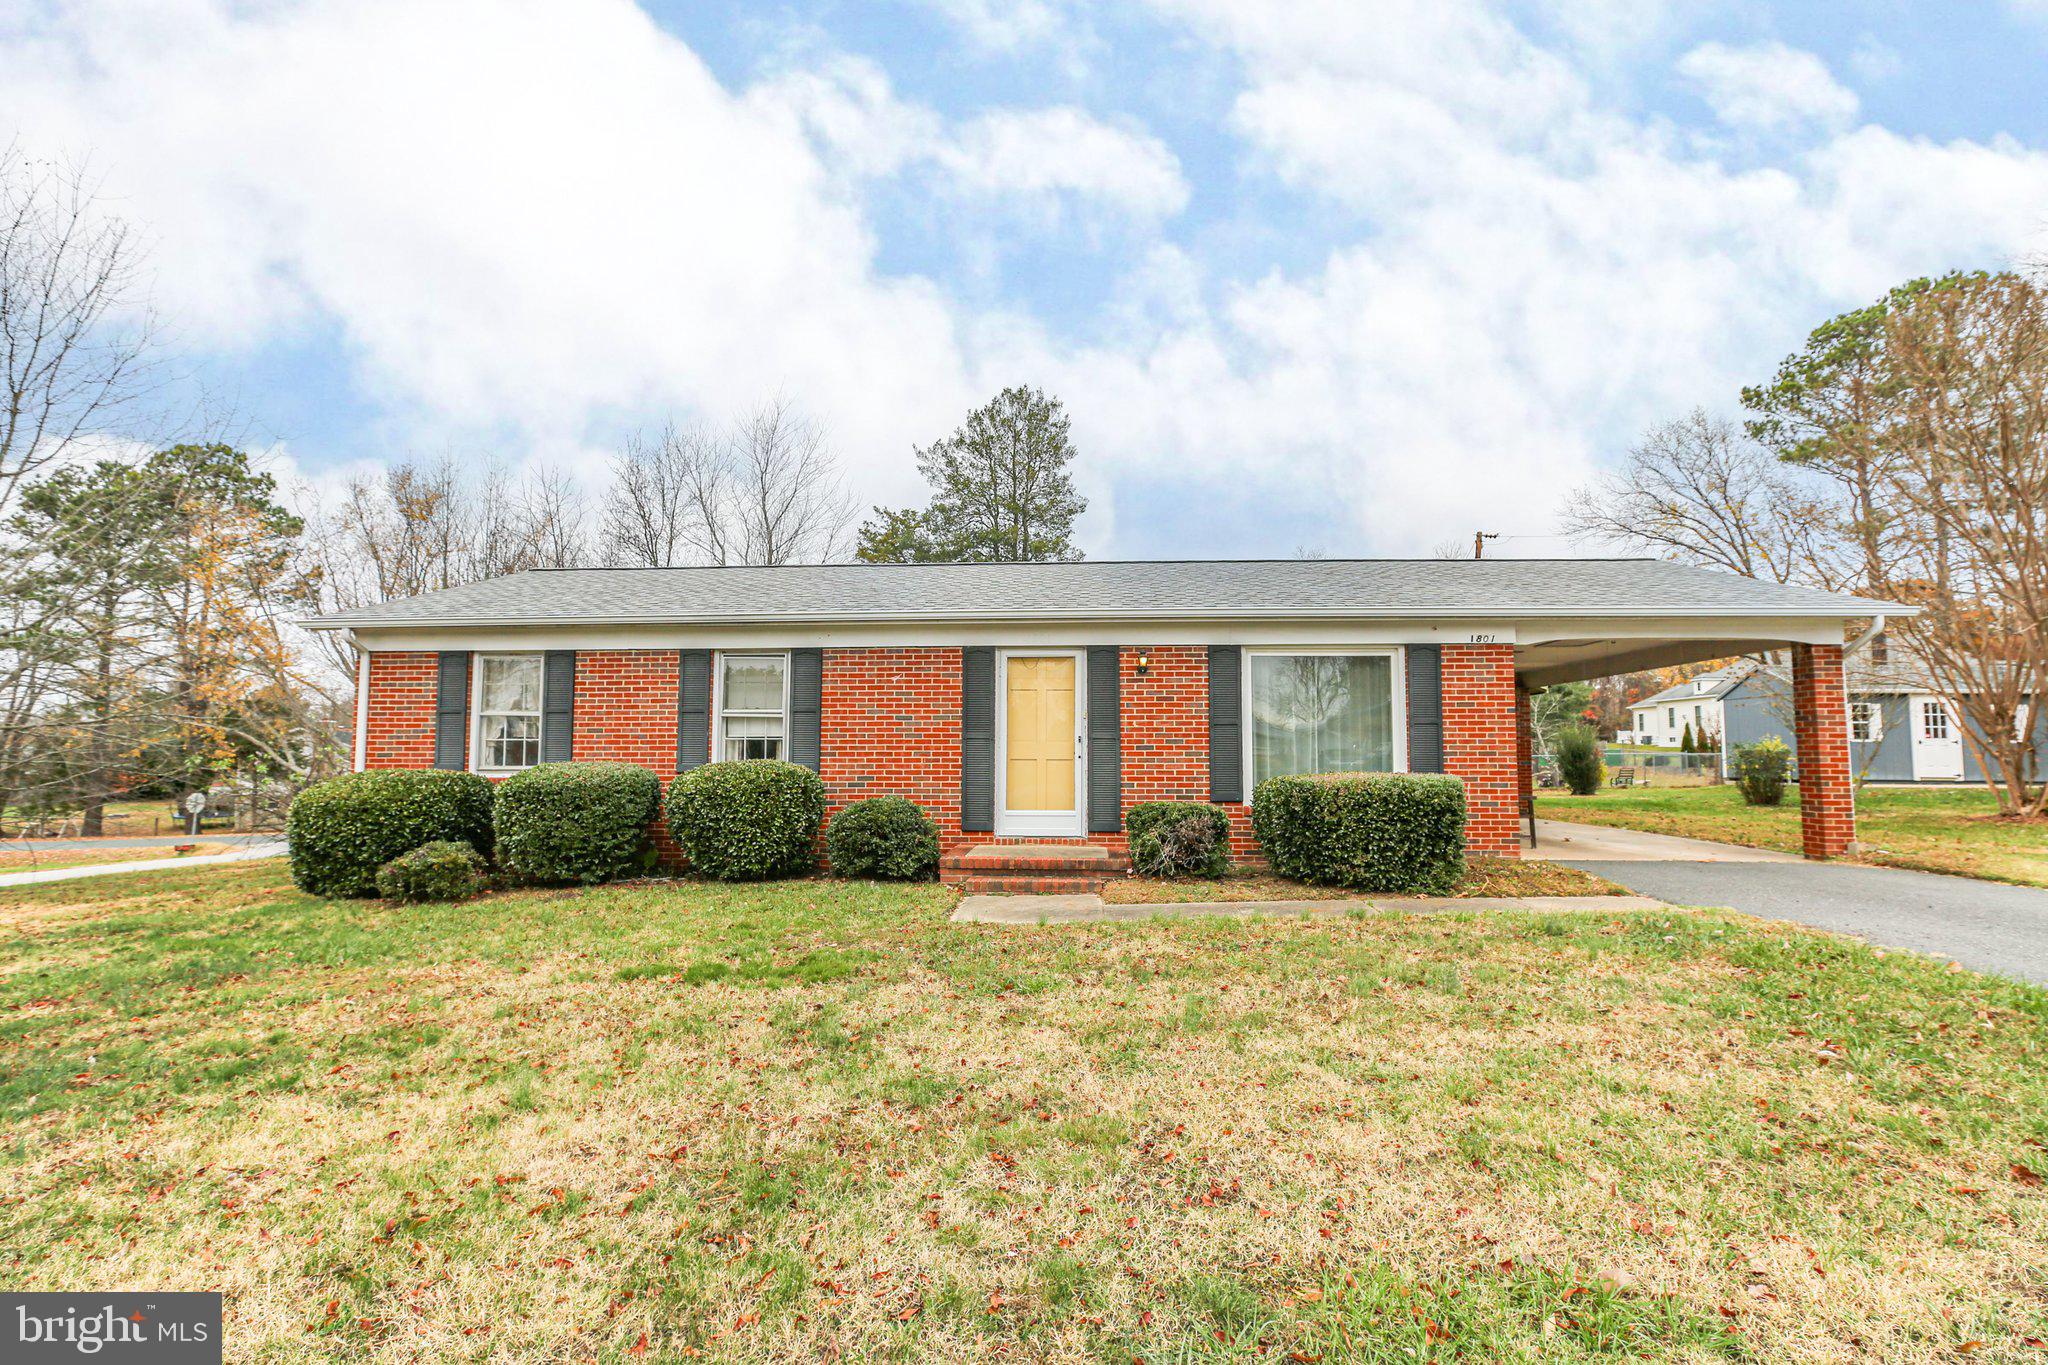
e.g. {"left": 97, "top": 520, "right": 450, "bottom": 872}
{"left": 1792, "top": 642, "right": 1854, "bottom": 858}
{"left": 569, "top": 650, "right": 685, "bottom": 862}
{"left": 1443, "top": 643, "right": 1521, "bottom": 856}
{"left": 357, "top": 642, "right": 1530, "bottom": 861}
{"left": 821, "top": 647, "right": 965, "bottom": 847}
{"left": 1118, "top": 645, "right": 1258, "bottom": 857}
{"left": 571, "top": 650, "right": 682, "bottom": 774}
{"left": 362, "top": 652, "right": 449, "bottom": 770}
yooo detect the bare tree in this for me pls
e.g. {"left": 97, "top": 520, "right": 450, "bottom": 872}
{"left": 1559, "top": 410, "right": 1846, "bottom": 586}
{"left": 603, "top": 423, "right": 705, "bottom": 567}
{"left": 0, "top": 147, "right": 155, "bottom": 519}
{"left": 604, "top": 400, "right": 852, "bottom": 567}
{"left": 1861, "top": 273, "right": 2048, "bottom": 816}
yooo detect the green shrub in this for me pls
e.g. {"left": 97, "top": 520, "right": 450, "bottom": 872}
{"left": 287, "top": 769, "right": 494, "bottom": 898}
{"left": 374, "top": 840, "right": 488, "bottom": 903}
{"left": 664, "top": 760, "right": 826, "bottom": 881}
{"left": 1250, "top": 772, "right": 1467, "bottom": 893}
{"left": 494, "top": 761, "right": 662, "bottom": 884}
{"left": 826, "top": 797, "right": 940, "bottom": 880}
{"left": 1125, "top": 800, "right": 1232, "bottom": 878}
{"left": 1553, "top": 726, "right": 1605, "bottom": 795}
{"left": 1732, "top": 737, "right": 1792, "bottom": 806}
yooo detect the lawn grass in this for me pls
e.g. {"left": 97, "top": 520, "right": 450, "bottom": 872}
{"left": 1537, "top": 783, "right": 2048, "bottom": 888}
{"left": 4, "top": 863, "right": 2047, "bottom": 1361}
{"left": 1103, "top": 856, "right": 1627, "bottom": 904}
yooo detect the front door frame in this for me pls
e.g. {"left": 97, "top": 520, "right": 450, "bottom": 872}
{"left": 995, "top": 648, "right": 1087, "bottom": 837}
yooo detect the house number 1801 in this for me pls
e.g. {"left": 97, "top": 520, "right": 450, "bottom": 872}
{"left": 1467, "top": 633, "right": 1498, "bottom": 644}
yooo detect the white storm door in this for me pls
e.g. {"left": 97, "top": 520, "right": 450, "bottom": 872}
{"left": 996, "top": 650, "right": 1086, "bottom": 837}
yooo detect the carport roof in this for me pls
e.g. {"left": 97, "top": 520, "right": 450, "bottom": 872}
{"left": 309, "top": 558, "right": 1907, "bottom": 629}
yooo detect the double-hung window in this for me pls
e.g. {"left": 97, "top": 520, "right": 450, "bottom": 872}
{"left": 719, "top": 654, "right": 788, "bottom": 761}
{"left": 476, "top": 655, "right": 543, "bottom": 771}
{"left": 1246, "top": 650, "right": 1399, "bottom": 785}
{"left": 1849, "top": 701, "right": 1880, "bottom": 743}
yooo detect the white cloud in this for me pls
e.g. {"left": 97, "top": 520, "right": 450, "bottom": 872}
{"left": 3, "top": 0, "right": 2046, "bottom": 559}
{"left": 756, "top": 54, "right": 1187, "bottom": 220}
{"left": 1677, "top": 40, "right": 1860, "bottom": 132}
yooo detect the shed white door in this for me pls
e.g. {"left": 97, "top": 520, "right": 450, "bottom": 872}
{"left": 1910, "top": 696, "right": 1964, "bottom": 781}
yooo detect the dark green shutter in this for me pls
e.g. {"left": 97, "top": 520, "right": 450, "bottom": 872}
{"left": 1406, "top": 645, "right": 1443, "bottom": 773}
{"left": 433, "top": 652, "right": 469, "bottom": 770}
{"left": 1087, "top": 646, "right": 1122, "bottom": 832}
{"left": 961, "top": 647, "right": 995, "bottom": 832}
{"left": 788, "top": 648, "right": 822, "bottom": 772}
{"left": 677, "top": 649, "right": 712, "bottom": 773}
{"left": 1207, "top": 646, "right": 1242, "bottom": 802}
{"left": 542, "top": 651, "right": 575, "bottom": 763}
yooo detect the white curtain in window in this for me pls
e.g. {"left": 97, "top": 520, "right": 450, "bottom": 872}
{"left": 481, "top": 657, "right": 541, "bottom": 713}
{"left": 1249, "top": 654, "right": 1394, "bottom": 783}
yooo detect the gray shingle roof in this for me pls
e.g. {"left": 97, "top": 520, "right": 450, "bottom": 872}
{"left": 1632, "top": 665, "right": 1754, "bottom": 708}
{"left": 309, "top": 559, "right": 1907, "bottom": 630}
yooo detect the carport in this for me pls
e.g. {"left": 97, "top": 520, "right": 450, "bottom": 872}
{"left": 1511, "top": 599, "right": 1914, "bottom": 860}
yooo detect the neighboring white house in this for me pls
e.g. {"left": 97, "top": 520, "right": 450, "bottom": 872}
{"left": 1623, "top": 666, "right": 1746, "bottom": 747}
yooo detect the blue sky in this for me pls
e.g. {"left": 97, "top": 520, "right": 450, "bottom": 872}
{"left": 6, "top": 0, "right": 2047, "bottom": 558}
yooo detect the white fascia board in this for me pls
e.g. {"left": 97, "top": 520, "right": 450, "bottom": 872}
{"left": 307, "top": 600, "right": 1914, "bottom": 632}
{"left": 344, "top": 618, "right": 1530, "bottom": 653}
{"left": 343, "top": 612, "right": 1862, "bottom": 654}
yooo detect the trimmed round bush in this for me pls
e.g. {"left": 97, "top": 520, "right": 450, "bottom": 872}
{"left": 664, "top": 760, "right": 826, "bottom": 881}
{"left": 287, "top": 769, "right": 494, "bottom": 898}
{"left": 1125, "top": 800, "right": 1232, "bottom": 878}
{"left": 826, "top": 797, "right": 940, "bottom": 880}
{"left": 375, "top": 840, "right": 488, "bottom": 903}
{"left": 1732, "top": 737, "right": 1792, "bottom": 806}
{"left": 1554, "top": 725, "right": 1605, "bottom": 795}
{"left": 1250, "top": 772, "right": 1467, "bottom": 893}
{"left": 494, "top": 761, "right": 662, "bottom": 884}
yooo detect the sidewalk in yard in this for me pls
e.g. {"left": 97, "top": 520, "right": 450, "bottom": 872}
{"left": 0, "top": 841, "right": 287, "bottom": 889}
{"left": 954, "top": 892, "right": 1670, "bottom": 924}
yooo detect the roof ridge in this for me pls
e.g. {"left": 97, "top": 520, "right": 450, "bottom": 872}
{"left": 518, "top": 556, "right": 1667, "bottom": 572}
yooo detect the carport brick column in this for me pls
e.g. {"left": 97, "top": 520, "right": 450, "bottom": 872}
{"left": 1792, "top": 642, "right": 1855, "bottom": 859}
{"left": 1442, "top": 643, "right": 1520, "bottom": 857}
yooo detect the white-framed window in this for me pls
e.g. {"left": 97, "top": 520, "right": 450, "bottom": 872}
{"left": 474, "top": 654, "right": 544, "bottom": 771}
{"left": 1245, "top": 649, "right": 1403, "bottom": 787}
{"left": 2015, "top": 703, "right": 2033, "bottom": 742}
{"left": 1849, "top": 701, "right": 1881, "bottom": 743}
{"left": 718, "top": 653, "right": 788, "bottom": 761}
{"left": 1666, "top": 707, "right": 1676, "bottom": 729}
{"left": 1921, "top": 699, "right": 1950, "bottom": 741}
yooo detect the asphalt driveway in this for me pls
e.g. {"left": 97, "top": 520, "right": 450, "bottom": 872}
{"left": 1562, "top": 857, "right": 2048, "bottom": 987}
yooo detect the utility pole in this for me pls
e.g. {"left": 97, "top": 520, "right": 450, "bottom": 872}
{"left": 1473, "top": 532, "right": 1499, "bottom": 559}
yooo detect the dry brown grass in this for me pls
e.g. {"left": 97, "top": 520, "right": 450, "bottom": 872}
{"left": 1102, "top": 856, "right": 1626, "bottom": 904}
{"left": 2, "top": 863, "right": 2045, "bottom": 1361}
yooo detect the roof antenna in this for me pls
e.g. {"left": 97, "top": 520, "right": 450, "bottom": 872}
{"left": 1473, "top": 532, "right": 1499, "bottom": 560}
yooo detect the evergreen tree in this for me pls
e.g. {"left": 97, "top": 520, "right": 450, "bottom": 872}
{"left": 857, "top": 386, "right": 1087, "bottom": 562}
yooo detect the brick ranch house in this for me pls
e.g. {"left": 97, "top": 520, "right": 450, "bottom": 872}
{"left": 308, "top": 559, "right": 1908, "bottom": 874}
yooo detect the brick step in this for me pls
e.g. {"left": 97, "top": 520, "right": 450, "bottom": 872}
{"left": 940, "top": 843, "right": 1128, "bottom": 876}
{"left": 951, "top": 874, "right": 1110, "bottom": 895}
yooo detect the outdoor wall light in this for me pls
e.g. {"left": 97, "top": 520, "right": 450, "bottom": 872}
{"left": 1136, "top": 652, "right": 1151, "bottom": 676}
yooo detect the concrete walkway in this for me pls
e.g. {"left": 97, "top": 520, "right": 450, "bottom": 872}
{"left": 955, "top": 892, "right": 1668, "bottom": 924}
{"left": 4, "top": 832, "right": 272, "bottom": 852}
{"left": 0, "top": 841, "right": 287, "bottom": 890}
{"left": 1523, "top": 818, "right": 1798, "bottom": 863}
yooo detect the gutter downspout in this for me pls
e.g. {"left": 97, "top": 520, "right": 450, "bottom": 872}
{"left": 1846, "top": 614, "right": 1887, "bottom": 656}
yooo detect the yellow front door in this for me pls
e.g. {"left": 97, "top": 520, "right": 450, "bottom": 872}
{"left": 1005, "top": 656, "right": 1077, "bottom": 812}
